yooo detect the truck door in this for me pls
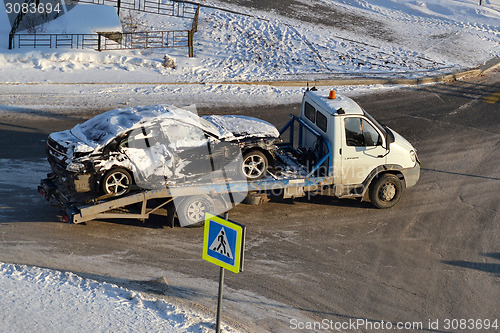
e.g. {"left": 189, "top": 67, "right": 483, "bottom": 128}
{"left": 341, "top": 116, "right": 386, "bottom": 185}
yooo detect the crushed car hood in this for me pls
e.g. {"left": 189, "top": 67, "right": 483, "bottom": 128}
{"left": 203, "top": 115, "right": 280, "bottom": 140}
{"left": 48, "top": 130, "right": 95, "bottom": 160}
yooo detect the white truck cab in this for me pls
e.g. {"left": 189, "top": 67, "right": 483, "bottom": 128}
{"left": 299, "top": 89, "right": 420, "bottom": 208}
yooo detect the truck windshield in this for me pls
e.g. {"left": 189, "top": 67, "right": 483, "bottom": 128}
{"left": 363, "top": 109, "right": 386, "bottom": 135}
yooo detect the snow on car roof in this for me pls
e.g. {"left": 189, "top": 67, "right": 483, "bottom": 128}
{"left": 203, "top": 115, "right": 280, "bottom": 139}
{"left": 70, "top": 105, "right": 220, "bottom": 148}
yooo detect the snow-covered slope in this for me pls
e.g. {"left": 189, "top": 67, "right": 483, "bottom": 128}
{"left": 318, "top": 0, "right": 500, "bottom": 66}
{"left": 0, "top": 0, "right": 498, "bottom": 84}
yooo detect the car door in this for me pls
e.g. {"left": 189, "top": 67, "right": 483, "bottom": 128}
{"left": 341, "top": 116, "right": 387, "bottom": 185}
{"left": 120, "top": 123, "right": 174, "bottom": 189}
{"left": 161, "top": 121, "right": 215, "bottom": 177}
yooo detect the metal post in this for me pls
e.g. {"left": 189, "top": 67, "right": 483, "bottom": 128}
{"left": 216, "top": 266, "right": 224, "bottom": 333}
{"left": 117, "top": 0, "right": 121, "bottom": 16}
{"left": 8, "top": 34, "right": 13, "bottom": 49}
{"left": 215, "top": 211, "right": 229, "bottom": 333}
{"left": 188, "top": 30, "right": 194, "bottom": 57}
{"left": 193, "top": 5, "right": 199, "bottom": 32}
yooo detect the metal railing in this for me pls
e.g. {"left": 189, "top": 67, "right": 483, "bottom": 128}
{"left": 9, "top": 33, "right": 100, "bottom": 49}
{"left": 100, "top": 30, "right": 190, "bottom": 50}
{"left": 9, "top": 30, "right": 191, "bottom": 51}
{"left": 77, "top": 0, "right": 199, "bottom": 18}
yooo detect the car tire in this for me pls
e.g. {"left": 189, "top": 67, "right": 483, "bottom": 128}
{"left": 369, "top": 173, "right": 403, "bottom": 209}
{"left": 176, "top": 195, "right": 215, "bottom": 227}
{"left": 101, "top": 168, "right": 133, "bottom": 196}
{"left": 242, "top": 150, "right": 268, "bottom": 180}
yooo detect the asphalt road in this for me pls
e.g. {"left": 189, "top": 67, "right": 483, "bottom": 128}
{"left": 0, "top": 71, "right": 499, "bottom": 332}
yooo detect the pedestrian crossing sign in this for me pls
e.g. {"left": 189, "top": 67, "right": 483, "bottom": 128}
{"left": 203, "top": 213, "right": 246, "bottom": 274}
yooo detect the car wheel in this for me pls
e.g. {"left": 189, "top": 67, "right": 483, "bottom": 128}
{"left": 101, "top": 168, "right": 133, "bottom": 196}
{"left": 176, "top": 195, "right": 215, "bottom": 227}
{"left": 242, "top": 150, "right": 268, "bottom": 180}
{"left": 369, "top": 173, "right": 403, "bottom": 209}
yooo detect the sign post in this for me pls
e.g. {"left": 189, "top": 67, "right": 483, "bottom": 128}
{"left": 203, "top": 212, "right": 246, "bottom": 332}
{"left": 216, "top": 266, "right": 224, "bottom": 333}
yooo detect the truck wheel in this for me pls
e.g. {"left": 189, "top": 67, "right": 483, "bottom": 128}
{"left": 101, "top": 168, "right": 132, "bottom": 196}
{"left": 242, "top": 150, "right": 268, "bottom": 180}
{"left": 177, "top": 195, "right": 214, "bottom": 227}
{"left": 369, "top": 174, "right": 402, "bottom": 209}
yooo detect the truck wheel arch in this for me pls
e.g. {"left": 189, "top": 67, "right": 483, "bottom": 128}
{"left": 361, "top": 165, "right": 406, "bottom": 202}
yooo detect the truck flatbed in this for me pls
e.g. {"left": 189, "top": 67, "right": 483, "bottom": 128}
{"left": 38, "top": 127, "right": 334, "bottom": 225}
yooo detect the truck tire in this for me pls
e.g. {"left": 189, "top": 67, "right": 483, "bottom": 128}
{"left": 369, "top": 174, "right": 402, "bottom": 209}
{"left": 177, "top": 195, "right": 214, "bottom": 227}
{"left": 242, "top": 150, "right": 268, "bottom": 180}
{"left": 101, "top": 168, "right": 133, "bottom": 196}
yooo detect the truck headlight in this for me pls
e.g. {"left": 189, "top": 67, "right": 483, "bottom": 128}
{"left": 410, "top": 150, "right": 416, "bottom": 163}
{"left": 66, "top": 162, "right": 85, "bottom": 173}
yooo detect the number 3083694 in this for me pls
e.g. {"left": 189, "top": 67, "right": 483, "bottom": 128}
{"left": 5, "top": 2, "right": 61, "bottom": 14}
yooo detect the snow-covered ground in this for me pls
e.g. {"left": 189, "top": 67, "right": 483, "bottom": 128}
{"left": 0, "top": 0, "right": 497, "bottom": 109}
{"left": 0, "top": 262, "right": 237, "bottom": 332}
{"left": 0, "top": 0, "right": 499, "bottom": 85}
{"left": 0, "top": 0, "right": 499, "bottom": 331}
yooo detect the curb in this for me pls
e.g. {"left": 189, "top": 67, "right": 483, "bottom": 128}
{"left": 231, "top": 58, "right": 499, "bottom": 87}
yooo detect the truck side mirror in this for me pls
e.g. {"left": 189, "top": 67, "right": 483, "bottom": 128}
{"left": 385, "top": 130, "right": 395, "bottom": 149}
{"left": 387, "top": 133, "right": 394, "bottom": 144}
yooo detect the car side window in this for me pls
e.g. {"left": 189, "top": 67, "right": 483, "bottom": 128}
{"left": 345, "top": 118, "right": 364, "bottom": 146}
{"left": 304, "top": 102, "right": 316, "bottom": 123}
{"left": 316, "top": 111, "right": 328, "bottom": 133}
{"left": 362, "top": 119, "right": 382, "bottom": 146}
{"left": 162, "top": 123, "right": 207, "bottom": 149}
{"left": 124, "top": 125, "right": 162, "bottom": 149}
{"left": 345, "top": 117, "right": 381, "bottom": 147}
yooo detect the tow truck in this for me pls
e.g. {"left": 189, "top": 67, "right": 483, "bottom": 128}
{"left": 39, "top": 89, "right": 420, "bottom": 226}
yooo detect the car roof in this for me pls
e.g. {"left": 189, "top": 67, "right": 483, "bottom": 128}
{"left": 304, "top": 90, "right": 364, "bottom": 116}
{"left": 70, "top": 105, "right": 221, "bottom": 148}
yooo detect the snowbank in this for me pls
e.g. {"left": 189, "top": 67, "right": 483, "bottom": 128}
{"left": 0, "top": 262, "right": 237, "bottom": 332}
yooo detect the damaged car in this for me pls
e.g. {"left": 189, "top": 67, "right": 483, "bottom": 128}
{"left": 46, "top": 105, "right": 280, "bottom": 196}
